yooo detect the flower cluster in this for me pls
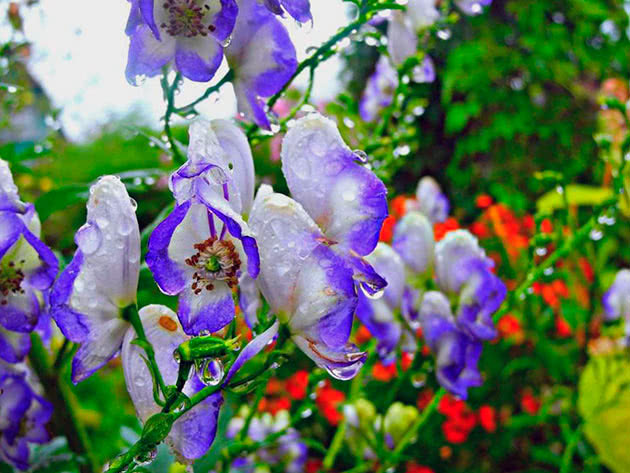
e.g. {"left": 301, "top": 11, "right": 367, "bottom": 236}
{"left": 226, "top": 408, "right": 308, "bottom": 472}
{"left": 359, "top": 176, "right": 506, "bottom": 399}
{"left": 360, "top": 0, "right": 492, "bottom": 123}
{"left": 0, "top": 159, "right": 57, "bottom": 470}
{"left": 125, "top": 0, "right": 309, "bottom": 129}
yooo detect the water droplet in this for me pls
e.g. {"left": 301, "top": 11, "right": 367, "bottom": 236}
{"left": 353, "top": 149, "right": 368, "bottom": 163}
{"left": 342, "top": 189, "right": 356, "bottom": 202}
{"left": 95, "top": 216, "right": 110, "bottom": 229}
{"left": 361, "top": 283, "right": 385, "bottom": 300}
{"left": 119, "top": 216, "right": 135, "bottom": 236}
{"left": 73, "top": 278, "right": 85, "bottom": 292}
{"left": 75, "top": 224, "right": 102, "bottom": 255}
{"left": 589, "top": 228, "right": 603, "bottom": 241}
{"left": 7, "top": 85, "right": 17, "bottom": 94}
{"left": 535, "top": 247, "right": 547, "bottom": 256}
{"left": 220, "top": 34, "right": 233, "bottom": 47}
{"left": 173, "top": 350, "right": 181, "bottom": 363}
{"left": 198, "top": 358, "right": 224, "bottom": 386}
{"left": 131, "top": 74, "right": 147, "bottom": 86}
{"left": 411, "top": 372, "right": 427, "bottom": 388}
{"left": 199, "top": 329, "right": 212, "bottom": 337}
{"left": 129, "top": 198, "right": 138, "bottom": 210}
{"left": 301, "top": 408, "right": 313, "bottom": 418}
{"left": 437, "top": 29, "right": 451, "bottom": 40}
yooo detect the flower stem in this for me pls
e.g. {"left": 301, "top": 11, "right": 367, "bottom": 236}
{"left": 28, "top": 333, "right": 98, "bottom": 473}
{"left": 161, "top": 72, "right": 186, "bottom": 165}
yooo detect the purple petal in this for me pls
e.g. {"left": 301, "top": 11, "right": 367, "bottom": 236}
{"left": 238, "top": 273, "right": 261, "bottom": 329}
{"left": 360, "top": 56, "right": 397, "bottom": 123}
{"left": 146, "top": 202, "right": 192, "bottom": 295}
{"left": 208, "top": 0, "right": 239, "bottom": 42}
{"left": 603, "top": 269, "right": 630, "bottom": 320}
{"left": 0, "top": 288, "right": 40, "bottom": 333}
{"left": 126, "top": 24, "right": 175, "bottom": 85}
{"left": 174, "top": 37, "right": 223, "bottom": 83}
{"left": 125, "top": 0, "right": 143, "bottom": 36}
{"left": 139, "top": 0, "right": 160, "bottom": 39}
{"left": 281, "top": 114, "right": 388, "bottom": 256}
{"left": 0, "top": 160, "right": 26, "bottom": 213}
{"left": 0, "top": 328, "right": 30, "bottom": 363}
{"left": 293, "top": 335, "right": 366, "bottom": 381}
{"left": 226, "top": 0, "right": 298, "bottom": 129}
{"left": 392, "top": 211, "right": 435, "bottom": 275}
{"left": 355, "top": 294, "right": 401, "bottom": 361}
{"left": 0, "top": 211, "right": 24, "bottom": 258}
{"left": 178, "top": 281, "right": 235, "bottom": 336}
{"left": 281, "top": 0, "right": 312, "bottom": 22}
{"left": 224, "top": 319, "right": 279, "bottom": 383}
{"left": 21, "top": 228, "right": 58, "bottom": 291}
{"left": 416, "top": 176, "right": 449, "bottom": 224}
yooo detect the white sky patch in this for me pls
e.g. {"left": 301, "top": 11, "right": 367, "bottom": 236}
{"left": 18, "top": 0, "right": 349, "bottom": 141}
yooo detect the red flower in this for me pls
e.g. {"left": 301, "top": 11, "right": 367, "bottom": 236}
{"left": 540, "top": 219, "right": 553, "bottom": 234}
{"left": 405, "top": 462, "right": 435, "bottom": 473}
{"left": 417, "top": 389, "right": 434, "bottom": 411}
{"left": 391, "top": 195, "right": 414, "bottom": 218}
{"left": 442, "top": 419, "right": 471, "bottom": 444}
{"left": 379, "top": 215, "right": 397, "bottom": 243}
{"left": 401, "top": 352, "right": 413, "bottom": 371}
{"left": 286, "top": 371, "right": 309, "bottom": 400}
{"left": 555, "top": 315, "right": 572, "bottom": 338}
{"left": 434, "top": 217, "right": 460, "bottom": 241}
{"left": 476, "top": 194, "right": 493, "bottom": 209}
{"left": 438, "top": 394, "right": 466, "bottom": 418}
{"left": 372, "top": 361, "right": 397, "bottom": 382}
{"left": 521, "top": 390, "right": 541, "bottom": 415}
{"left": 305, "top": 459, "right": 323, "bottom": 473}
{"left": 355, "top": 325, "right": 372, "bottom": 345}
{"left": 498, "top": 314, "right": 522, "bottom": 337}
{"left": 579, "top": 257, "right": 595, "bottom": 283}
{"left": 266, "top": 377, "right": 284, "bottom": 396}
{"left": 478, "top": 405, "right": 497, "bottom": 433}
{"left": 316, "top": 382, "right": 345, "bottom": 425}
{"left": 259, "top": 397, "right": 291, "bottom": 415}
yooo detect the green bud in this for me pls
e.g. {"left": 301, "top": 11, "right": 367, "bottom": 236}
{"left": 141, "top": 413, "right": 174, "bottom": 447}
{"left": 384, "top": 402, "right": 419, "bottom": 444}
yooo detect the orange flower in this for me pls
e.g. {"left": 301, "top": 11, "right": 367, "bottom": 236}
{"left": 475, "top": 194, "right": 493, "bottom": 209}
{"left": 372, "top": 361, "right": 397, "bottom": 382}
{"left": 316, "top": 382, "right": 346, "bottom": 425}
{"left": 286, "top": 371, "right": 309, "bottom": 400}
{"left": 379, "top": 215, "right": 397, "bottom": 243}
{"left": 478, "top": 405, "right": 497, "bottom": 433}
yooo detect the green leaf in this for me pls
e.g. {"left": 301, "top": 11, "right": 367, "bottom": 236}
{"left": 578, "top": 354, "right": 630, "bottom": 473}
{"left": 536, "top": 184, "right": 613, "bottom": 214}
{"left": 34, "top": 184, "right": 89, "bottom": 222}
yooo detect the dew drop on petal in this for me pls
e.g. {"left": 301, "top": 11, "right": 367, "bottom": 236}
{"left": 198, "top": 358, "right": 224, "bottom": 386}
{"left": 75, "top": 224, "right": 102, "bottom": 255}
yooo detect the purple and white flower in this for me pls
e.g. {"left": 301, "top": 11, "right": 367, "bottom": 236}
{"left": 249, "top": 113, "right": 388, "bottom": 379}
{"left": 0, "top": 160, "right": 58, "bottom": 364}
{"left": 603, "top": 269, "right": 630, "bottom": 337}
{"left": 435, "top": 230, "right": 505, "bottom": 340}
{"left": 392, "top": 211, "right": 435, "bottom": 276}
{"left": 0, "top": 362, "right": 52, "bottom": 471}
{"left": 262, "top": 0, "right": 311, "bottom": 23}
{"left": 226, "top": 408, "right": 307, "bottom": 472}
{"left": 125, "top": 0, "right": 238, "bottom": 84}
{"left": 387, "top": 0, "right": 439, "bottom": 66}
{"left": 356, "top": 243, "right": 414, "bottom": 363}
{"left": 122, "top": 304, "right": 279, "bottom": 461}
{"left": 456, "top": 0, "right": 492, "bottom": 16}
{"left": 225, "top": 0, "right": 298, "bottom": 130}
{"left": 415, "top": 176, "right": 449, "bottom": 224}
{"left": 146, "top": 118, "right": 259, "bottom": 335}
{"left": 51, "top": 176, "right": 141, "bottom": 383}
{"left": 419, "top": 291, "right": 482, "bottom": 399}
{"left": 359, "top": 56, "right": 397, "bottom": 123}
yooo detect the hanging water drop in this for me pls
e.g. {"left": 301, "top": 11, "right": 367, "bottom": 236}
{"left": 198, "top": 358, "right": 224, "bottom": 386}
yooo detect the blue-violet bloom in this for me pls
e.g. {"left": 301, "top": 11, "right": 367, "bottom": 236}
{"left": 0, "top": 159, "right": 58, "bottom": 364}
{"left": 125, "top": 0, "right": 238, "bottom": 84}
{"left": 603, "top": 269, "right": 630, "bottom": 338}
{"left": 262, "top": 0, "right": 311, "bottom": 23}
{"left": 147, "top": 118, "right": 259, "bottom": 335}
{"left": 51, "top": 176, "right": 141, "bottom": 383}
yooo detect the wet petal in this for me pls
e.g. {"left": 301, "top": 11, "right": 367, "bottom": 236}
{"left": 387, "top": 11, "right": 417, "bottom": 66}
{"left": 281, "top": 114, "right": 388, "bottom": 255}
{"left": 392, "top": 211, "right": 434, "bottom": 275}
{"left": 174, "top": 36, "right": 223, "bottom": 83}
{"left": 248, "top": 186, "right": 321, "bottom": 317}
{"left": 359, "top": 56, "right": 397, "bottom": 123}
{"left": 178, "top": 280, "right": 235, "bottom": 335}
{"left": 71, "top": 317, "right": 130, "bottom": 383}
{"left": 238, "top": 273, "right": 261, "bottom": 328}
{"left": 0, "top": 288, "right": 40, "bottom": 333}
{"left": 126, "top": 24, "right": 175, "bottom": 85}
{"left": 0, "top": 160, "right": 25, "bottom": 213}
{"left": 293, "top": 335, "right": 366, "bottom": 381}
{"left": 226, "top": 0, "right": 297, "bottom": 129}
{"left": 435, "top": 331, "right": 482, "bottom": 400}
{"left": 365, "top": 243, "right": 405, "bottom": 307}
{"left": 224, "top": 319, "right": 279, "bottom": 383}
{"left": 406, "top": 0, "right": 440, "bottom": 30}
{"left": 603, "top": 269, "right": 630, "bottom": 320}
{"left": 356, "top": 294, "right": 401, "bottom": 362}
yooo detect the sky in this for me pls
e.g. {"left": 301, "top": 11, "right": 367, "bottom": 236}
{"left": 16, "top": 0, "right": 350, "bottom": 141}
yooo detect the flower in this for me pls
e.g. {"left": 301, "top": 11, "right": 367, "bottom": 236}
{"left": 359, "top": 56, "right": 398, "bottom": 123}
{"left": 603, "top": 269, "right": 630, "bottom": 337}
{"left": 122, "top": 304, "right": 279, "bottom": 461}
{"left": 249, "top": 113, "right": 388, "bottom": 379}
{"left": 146, "top": 118, "right": 259, "bottom": 335}
{"left": 435, "top": 230, "right": 506, "bottom": 340}
{"left": 286, "top": 370, "right": 309, "bottom": 400}
{"left": 262, "top": 0, "right": 311, "bottom": 23}
{"left": 419, "top": 291, "right": 482, "bottom": 399}
{"left": 384, "top": 402, "right": 419, "bottom": 449}
{"left": 0, "top": 363, "right": 53, "bottom": 470}
{"left": 0, "top": 159, "right": 58, "bottom": 363}
{"left": 356, "top": 243, "right": 414, "bottom": 362}
{"left": 315, "top": 381, "right": 345, "bottom": 425}
{"left": 51, "top": 176, "right": 140, "bottom": 383}
{"left": 125, "top": 0, "right": 238, "bottom": 84}
{"left": 478, "top": 405, "right": 497, "bottom": 432}
{"left": 225, "top": 0, "right": 298, "bottom": 129}
{"left": 416, "top": 176, "right": 449, "bottom": 224}
{"left": 387, "top": 0, "right": 439, "bottom": 66}
{"left": 455, "top": 0, "right": 492, "bottom": 16}
{"left": 226, "top": 408, "right": 308, "bottom": 473}
{"left": 392, "top": 211, "right": 435, "bottom": 276}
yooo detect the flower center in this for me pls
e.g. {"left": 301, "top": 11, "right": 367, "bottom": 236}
{"left": 160, "top": 0, "right": 217, "bottom": 38}
{"left": 0, "top": 259, "right": 25, "bottom": 306}
{"left": 185, "top": 237, "right": 241, "bottom": 294}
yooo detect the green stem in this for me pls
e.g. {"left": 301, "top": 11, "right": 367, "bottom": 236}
{"left": 161, "top": 72, "right": 186, "bottom": 165}
{"left": 28, "top": 334, "right": 98, "bottom": 473}
{"left": 323, "top": 363, "right": 366, "bottom": 469}
{"left": 174, "top": 70, "right": 234, "bottom": 116}
{"left": 52, "top": 338, "right": 71, "bottom": 371}
{"left": 239, "top": 384, "right": 265, "bottom": 441}
{"left": 560, "top": 425, "right": 582, "bottom": 473}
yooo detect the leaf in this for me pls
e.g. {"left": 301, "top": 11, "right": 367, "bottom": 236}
{"left": 34, "top": 184, "right": 89, "bottom": 222}
{"left": 578, "top": 354, "right": 630, "bottom": 473}
{"left": 536, "top": 184, "right": 613, "bottom": 214}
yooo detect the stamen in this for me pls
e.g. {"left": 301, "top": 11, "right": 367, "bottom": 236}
{"left": 0, "top": 259, "right": 26, "bottom": 306}
{"left": 185, "top": 237, "right": 241, "bottom": 295}
{"left": 161, "top": 0, "right": 214, "bottom": 38}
